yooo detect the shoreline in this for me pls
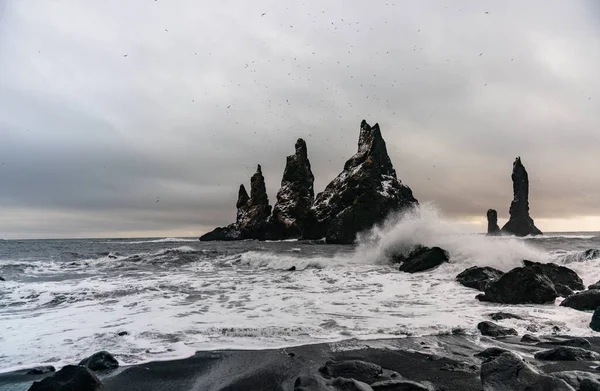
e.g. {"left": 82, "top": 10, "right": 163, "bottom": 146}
{"left": 4, "top": 334, "right": 600, "bottom": 390}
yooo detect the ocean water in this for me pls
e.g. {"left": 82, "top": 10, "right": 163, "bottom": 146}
{"left": 1, "top": 208, "right": 600, "bottom": 373}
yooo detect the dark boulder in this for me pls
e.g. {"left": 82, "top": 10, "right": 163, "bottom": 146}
{"left": 552, "top": 371, "right": 600, "bottom": 391}
{"left": 480, "top": 352, "right": 574, "bottom": 391}
{"left": 456, "top": 266, "right": 504, "bottom": 291}
{"left": 561, "top": 290, "right": 600, "bottom": 311}
{"left": 269, "top": 139, "right": 315, "bottom": 240}
{"left": 477, "top": 266, "right": 558, "bottom": 304}
{"left": 200, "top": 166, "right": 272, "bottom": 241}
{"left": 78, "top": 351, "right": 119, "bottom": 371}
{"left": 544, "top": 338, "right": 591, "bottom": 349}
{"left": 477, "top": 321, "right": 518, "bottom": 338}
{"left": 0, "top": 276, "right": 5, "bottom": 281}
{"left": 294, "top": 375, "right": 372, "bottom": 391}
{"left": 474, "top": 347, "right": 512, "bottom": 361}
{"left": 117, "top": 331, "right": 129, "bottom": 337}
{"left": 397, "top": 246, "right": 449, "bottom": 273}
{"left": 522, "top": 260, "right": 584, "bottom": 291}
{"left": 371, "top": 379, "right": 430, "bottom": 390}
{"left": 304, "top": 120, "right": 418, "bottom": 244}
{"left": 489, "top": 312, "right": 522, "bottom": 321}
{"left": 521, "top": 334, "right": 542, "bottom": 343}
{"left": 487, "top": 209, "right": 500, "bottom": 235}
{"left": 555, "top": 284, "right": 574, "bottom": 298}
{"left": 26, "top": 366, "right": 56, "bottom": 375}
{"left": 319, "top": 360, "right": 383, "bottom": 384}
{"left": 589, "top": 281, "right": 600, "bottom": 290}
{"left": 500, "top": 157, "right": 542, "bottom": 237}
{"left": 27, "top": 365, "right": 105, "bottom": 391}
{"left": 534, "top": 346, "right": 600, "bottom": 361}
{"left": 591, "top": 308, "right": 600, "bottom": 332}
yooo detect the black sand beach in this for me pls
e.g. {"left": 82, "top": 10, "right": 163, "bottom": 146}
{"left": 4, "top": 335, "right": 600, "bottom": 390}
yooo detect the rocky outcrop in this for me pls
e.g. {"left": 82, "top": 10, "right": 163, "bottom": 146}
{"left": 477, "top": 266, "right": 558, "bottom": 304}
{"left": 521, "top": 260, "right": 584, "bottom": 292}
{"left": 489, "top": 312, "right": 522, "bottom": 321}
{"left": 304, "top": 120, "right": 418, "bottom": 244}
{"left": 200, "top": 165, "right": 272, "bottom": 241}
{"left": 480, "top": 352, "right": 574, "bottom": 391}
{"left": 396, "top": 246, "right": 449, "bottom": 273}
{"left": 501, "top": 157, "right": 542, "bottom": 237}
{"left": 521, "top": 334, "right": 542, "bottom": 343}
{"left": 487, "top": 209, "right": 500, "bottom": 236}
{"left": 560, "top": 290, "right": 600, "bottom": 311}
{"left": 477, "top": 321, "right": 518, "bottom": 338}
{"left": 534, "top": 347, "right": 600, "bottom": 361}
{"left": 27, "top": 365, "right": 105, "bottom": 391}
{"left": 552, "top": 371, "right": 600, "bottom": 391}
{"left": 591, "top": 309, "right": 600, "bottom": 332}
{"left": 544, "top": 338, "right": 592, "bottom": 349}
{"left": 268, "top": 139, "right": 315, "bottom": 240}
{"left": 319, "top": 360, "right": 383, "bottom": 384}
{"left": 456, "top": 266, "right": 504, "bottom": 291}
{"left": 476, "top": 261, "right": 582, "bottom": 304}
{"left": 294, "top": 375, "right": 372, "bottom": 391}
{"left": 78, "top": 351, "right": 119, "bottom": 371}
{"left": 474, "top": 347, "right": 512, "bottom": 361}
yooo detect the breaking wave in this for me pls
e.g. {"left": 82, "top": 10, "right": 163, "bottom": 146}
{"left": 352, "top": 204, "right": 548, "bottom": 271}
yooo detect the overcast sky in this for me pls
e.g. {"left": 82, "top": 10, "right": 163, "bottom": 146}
{"left": 1, "top": 0, "right": 599, "bottom": 239}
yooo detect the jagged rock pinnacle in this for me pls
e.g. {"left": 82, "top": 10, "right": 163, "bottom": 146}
{"left": 304, "top": 120, "right": 418, "bottom": 244}
{"left": 268, "top": 138, "right": 315, "bottom": 239}
{"left": 487, "top": 209, "right": 500, "bottom": 236}
{"left": 501, "top": 157, "right": 542, "bottom": 236}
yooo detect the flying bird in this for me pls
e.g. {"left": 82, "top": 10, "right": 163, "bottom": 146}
{"left": 123, "top": 54, "right": 128, "bottom": 57}
{"left": 261, "top": 12, "right": 266, "bottom": 16}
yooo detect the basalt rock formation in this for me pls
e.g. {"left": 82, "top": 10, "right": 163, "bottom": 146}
{"left": 200, "top": 120, "right": 418, "bottom": 243}
{"left": 303, "top": 120, "right": 418, "bottom": 244}
{"left": 268, "top": 139, "right": 315, "bottom": 240}
{"left": 487, "top": 209, "right": 500, "bottom": 236}
{"left": 501, "top": 157, "right": 542, "bottom": 237}
{"left": 200, "top": 165, "right": 272, "bottom": 241}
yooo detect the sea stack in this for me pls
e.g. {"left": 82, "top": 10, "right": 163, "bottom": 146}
{"left": 200, "top": 165, "right": 272, "bottom": 241}
{"left": 486, "top": 209, "right": 500, "bottom": 236}
{"left": 268, "top": 139, "right": 315, "bottom": 239}
{"left": 303, "top": 120, "right": 418, "bottom": 244}
{"left": 500, "top": 157, "right": 542, "bottom": 237}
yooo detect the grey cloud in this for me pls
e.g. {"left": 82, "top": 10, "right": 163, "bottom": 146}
{"left": 1, "top": 0, "right": 599, "bottom": 238}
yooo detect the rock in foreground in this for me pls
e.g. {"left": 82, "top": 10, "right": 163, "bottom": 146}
{"left": 500, "top": 157, "right": 542, "bottom": 236}
{"left": 560, "top": 290, "right": 600, "bottom": 312}
{"left": 319, "top": 360, "right": 383, "bottom": 384}
{"left": 79, "top": 351, "right": 119, "bottom": 371}
{"left": 27, "top": 365, "right": 105, "bottom": 391}
{"left": 480, "top": 352, "right": 574, "bottom": 391}
{"left": 521, "top": 260, "right": 584, "bottom": 292}
{"left": 477, "top": 266, "right": 557, "bottom": 304}
{"left": 552, "top": 371, "right": 600, "bottom": 390}
{"left": 294, "top": 375, "right": 372, "bottom": 391}
{"left": 456, "top": 266, "right": 504, "bottom": 291}
{"left": 591, "top": 309, "right": 600, "bottom": 332}
{"left": 477, "top": 321, "right": 518, "bottom": 338}
{"left": 304, "top": 120, "right": 418, "bottom": 244}
{"left": 534, "top": 346, "right": 600, "bottom": 361}
{"left": 397, "top": 246, "right": 449, "bottom": 273}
